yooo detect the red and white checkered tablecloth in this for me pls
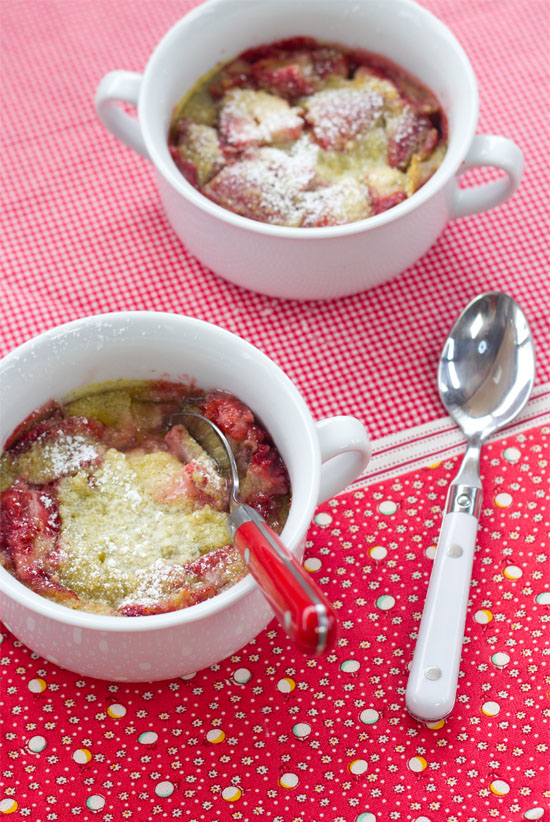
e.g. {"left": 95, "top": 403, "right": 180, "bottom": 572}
{"left": 1, "top": 0, "right": 549, "bottom": 440}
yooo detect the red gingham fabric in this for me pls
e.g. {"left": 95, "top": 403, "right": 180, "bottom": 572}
{"left": 1, "top": 0, "right": 549, "bottom": 440}
{"left": 1, "top": 422, "right": 549, "bottom": 821}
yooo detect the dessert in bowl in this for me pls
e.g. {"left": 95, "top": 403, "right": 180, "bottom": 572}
{"left": 95, "top": 0, "right": 523, "bottom": 299}
{"left": 168, "top": 37, "right": 448, "bottom": 227}
{"left": 0, "top": 312, "right": 370, "bottom": 681}
{"left": 1, "top": 380, "right": 290, "bottom": 617}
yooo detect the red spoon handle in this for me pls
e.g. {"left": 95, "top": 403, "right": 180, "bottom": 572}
{"left": 232, "top": 516, "right": 338, "bottom": 656}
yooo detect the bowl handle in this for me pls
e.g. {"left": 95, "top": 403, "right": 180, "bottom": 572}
{"left": 315, "top": 417, "right": 371, "bottom": 505}
{"left": 449, "top": 134, "right": 524, "bottom": 219}
{"left": 94, "top": 71, "right": 149, "bottom": 160}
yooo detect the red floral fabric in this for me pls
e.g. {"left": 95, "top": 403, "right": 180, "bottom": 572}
{"left": 0, "top": 0, "right": 549, "bottom": 440}
{"left": 1, "top": 423, "right": 548, "bottom": 821}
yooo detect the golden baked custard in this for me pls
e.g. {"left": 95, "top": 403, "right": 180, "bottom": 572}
{"left": 0, "top": 381, "right": 290, "bottom": 616}
{"left": 169, "top": 37, "right": 447, "bottom": 227}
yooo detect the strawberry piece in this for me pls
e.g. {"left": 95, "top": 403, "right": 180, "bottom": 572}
{"left": 370, "top": 190, "right": 407, "bottom": 215}
{"left": 164, "top": 425, "right": 229, "bottom": 509}
{"left": 183, "top": 460, "right": 228, "bottom": 511}
{"left": 0, "top": 480, "right": 76, "bottom": 598}
{"left": 147, "top": 380, "right": 195, "bottom": 403}
{"left": 304, "top": 86, "right": 383, "bottom": 150}
{"left": 251, "top": 56, "right": 316, "bottom": 101}
{"left": 3, "top": 400, "right": 62, "bottom": 451}
{"left": 419, "top": 126, "right": 440, "bottom": 158}
{"left": 239, "top": 37, "right": 318, "bottom": 64}
{"left": 248, "top": 443, "right": 290, "bottom": 496}
{"left": 245, "top": 492, "right": 278, "bottom": 523}
{"left": 165, "top": 424, "right": 205, "bottom": 464}
{"left": 8, "top": 414, "right": 108, "bottom": 457}
{"left": 204, "top": 145, "right": 314, "bottom": 225}
{"left": 311, "top": 48, "right": 350, "bottom": 81}
{"left": 169, "top": 145, "right": 199, "bottom": 188}
{"left": 219, "top": 89, "right": 303, "bottom": 149}
{"left": 365, "top": 166, "right": 408, "bottom": 215}
{"left": 200, "top": 391, "right": 256, "bottom": 443}
{"left": 300, "top": 178, "right": 370, "bottom": 227}
{"left": 186, "top": 544, "right": 246, "bottom": 590}
{"left": 7, "top": 408, "right": 65, "bottom": 455}
{"left": 209, "top": 59, "right": 255, "bottom": 99}
{"left": 240, "top": 443, "right": 289, "bottom": 501}
{"left": 389, "top": 71, "right": 441, "bottom": 116}
{"left": 387, "top": 108, "right": 438, "bottom": 170}
{"left": 118, "top": 582, "right": 215, "bottom": 616}
{"left": 240, "top": 442, "right": 290, "bottom": 526}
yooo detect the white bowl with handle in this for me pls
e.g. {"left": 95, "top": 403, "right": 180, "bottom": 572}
{"left": 0, "top": 312, "right": 371, "bottom": 681}
{"left": 95, "top": 0, "right": 523, "bottom": 300}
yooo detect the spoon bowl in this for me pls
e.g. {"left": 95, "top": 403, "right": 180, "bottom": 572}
{"left": 439, "top": 291, "right": 535, "bottom": 440}
{"left": 406, "top": 292, "right": 535, "bottom": 722}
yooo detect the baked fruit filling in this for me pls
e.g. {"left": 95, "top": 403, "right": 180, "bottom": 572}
{"left": 169, "top": 37, "right": 447, "bottom": 227}
{"left": 0, "top": 381, "right": 290, "bottom": 616}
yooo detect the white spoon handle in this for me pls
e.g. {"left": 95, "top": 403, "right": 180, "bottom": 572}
{"left": 406, "top": 509, "right": 479, "bottom": 722}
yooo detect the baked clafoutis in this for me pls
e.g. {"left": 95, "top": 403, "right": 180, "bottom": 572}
{"left": 0, "top": 381, "right": 290, "bottom": 616}
{"left": 169, "top": 37, "right": 447, "bottom": 227}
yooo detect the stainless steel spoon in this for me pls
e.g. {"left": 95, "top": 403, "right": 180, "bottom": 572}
{"left": 406, "top": 292, "right": 535, "bottom": 722}
{"left": 172, "top": 410, "right": 338, "bottom": 657}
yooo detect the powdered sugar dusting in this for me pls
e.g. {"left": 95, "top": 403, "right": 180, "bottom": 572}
{"left": 171, "top": 39, "right": 447, "bottom": 227}
{"left": 39, "top": 492, "right": 61, "bottom": 530}
{"left": 305, "top": 87, "right": 384, "bottom": 150}
{"left": 220, "top": 89, "right": 303, "bottom": 147}
{"left": 205, "top": 145, "right": 317, "bottom": 225}
{"left": 393, "top": 106, "right": 417, "bottom": 146}
{"left": 40, "top": 433, "right": 99, "bottom": 476}
{"left": 300, "top": 177, "right": 371, "bottom": 227}
{"left": 56, "top": 449, "right": 229, "bottom": 609}
{"left": 119, "top": 558, "right": 185, "bottom": 607}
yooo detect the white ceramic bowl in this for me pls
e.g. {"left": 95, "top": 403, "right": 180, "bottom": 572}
{"left": 0, "top": 312, "right": 370, "bottom": 681}
{"left": 95, "top": 0, "right": 523, "bottom": 300}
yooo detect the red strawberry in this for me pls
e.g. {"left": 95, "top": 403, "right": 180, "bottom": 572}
{"left": 201, "top": 391, "right": 256, "bottom": 443}
{"left": 387, "top": 108, "right": 438, "bottom": 170}
{"left": 186, "top": 544, "right": 245, "bottom": 590}
{"left": 219, "top": 90, "right": 303, "bottom": 150}
{"left": 0, "top": 480, "right": 76, "bottom": 598}
{"left": 147, "top": 380, "right": 196, "bottom": 403}
{"left": 182, "top": 460, "right": 229, "bottom": 511}
{"left": 3, "top": 400, "right": 62, "bottom": 451}
{"left": 305, "top": 86, "right": 383, "bottom": 151}
{"left": 240, "top": 443, "right": 290, "bottom": 526}
{"left": 248, "top": 443, "right": 290, "bottom": 496}
{"left": 239, "top": 37, "right": 317, "bottom": 64}
{"left": 169, "top": 145, "right": 199, "bottom": 188}
{"left": 251, "top": 57, "right": 316, "bottom": 101}
{"left": 311, "top": 48, "right": 350, "bottom": 81}
{"left": 7, "top": 414, "right": 108, "bottom": 458}
{"left": 370, "top": 190, "right": 407, "bottom": 215}
{"left": 118, "top": 582, "right": 215, "bottom": 616}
